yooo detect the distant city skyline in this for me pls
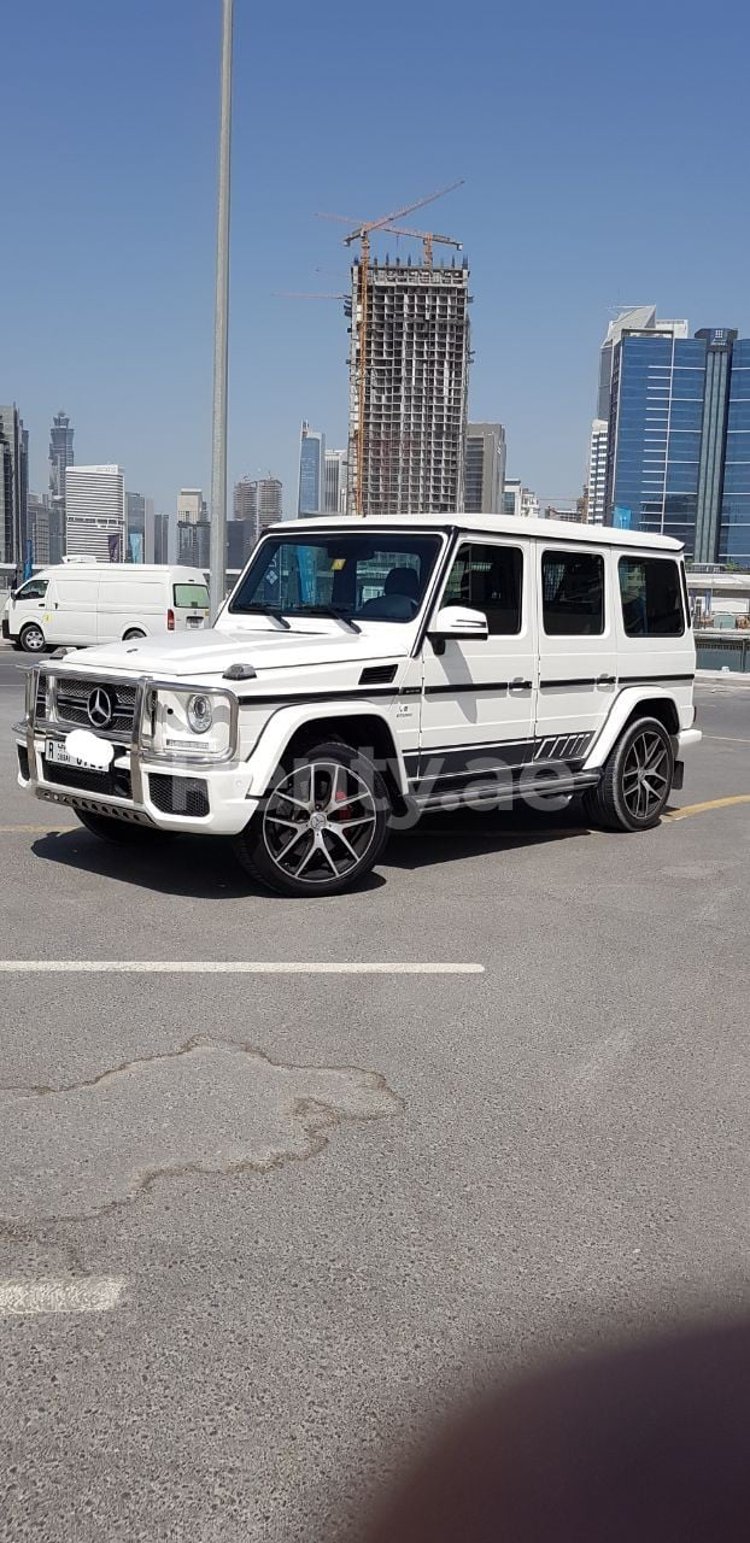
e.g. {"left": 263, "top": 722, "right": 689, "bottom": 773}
{"left": 4, "top": 1, "right": 750, "bottom": 531}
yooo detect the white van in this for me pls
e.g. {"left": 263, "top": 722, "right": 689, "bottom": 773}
{"left": 2, "top": 564, "right": 209, "bottom": 652}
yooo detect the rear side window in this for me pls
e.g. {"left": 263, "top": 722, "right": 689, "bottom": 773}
{"left": 442, "top": 544, "right": 523, "bottom": 635}
{"left": 619, "top": 558, "right": 685, "bottom": 637}
{"left": 174, "top": 584, "right": 209, "bottom": 609}
{"left": 542, "top": 552, "right": 604, "bottom": 635}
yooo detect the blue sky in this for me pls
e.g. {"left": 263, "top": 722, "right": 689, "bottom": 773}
{"left": 3, "top": 0, "right": 750, "bottom": 517}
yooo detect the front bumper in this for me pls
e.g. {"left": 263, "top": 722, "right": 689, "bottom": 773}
{"left": 16, "top": 666, "right": 260, "bottom": 837}
{"left": 677, "top": 728, "right": 702, "bottom": 753}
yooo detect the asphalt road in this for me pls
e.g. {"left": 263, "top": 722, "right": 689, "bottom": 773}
{"left": 1, "top": 651, "right": 749, "bottom": 1541}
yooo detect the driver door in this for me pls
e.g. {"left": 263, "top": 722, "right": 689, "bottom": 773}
{"left": 415, "top": 538, "right": 536, "bottom": 799}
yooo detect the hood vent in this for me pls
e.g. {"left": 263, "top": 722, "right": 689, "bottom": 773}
{"left": 359, "top": 664, "right": 397, "bottom": 686}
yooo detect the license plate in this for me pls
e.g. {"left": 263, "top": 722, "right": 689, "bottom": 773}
{"left": 186, "top": 613, "right": 205, "bottom": 627}
{"left": 46, "top": 738, "right": 108, "bottom": 773}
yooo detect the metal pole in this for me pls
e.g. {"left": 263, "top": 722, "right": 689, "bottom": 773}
{"left": 209, "top": 0, "right": 234, "bottom": 619}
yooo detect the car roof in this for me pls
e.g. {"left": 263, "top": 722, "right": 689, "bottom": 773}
{"left": 265, "top": 513, "right": 684, "bottom": 552}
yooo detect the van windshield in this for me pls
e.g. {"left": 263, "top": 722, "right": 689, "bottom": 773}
{"left": 229, "top": 533, "right": 442, "bottom": 623}
{"left": 174, "top": 584, "right": 209, "bottom": 609}
{"left": 15, "top": 578, "right": 48, "bottom": 601}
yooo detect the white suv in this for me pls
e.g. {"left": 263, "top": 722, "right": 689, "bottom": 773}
{"left": 15, "top": 515, "right": 700, "bottom": 895}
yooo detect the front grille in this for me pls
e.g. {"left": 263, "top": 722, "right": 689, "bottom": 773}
{"left": 35, "top": 679, "right": 47, "bottom": 720}
{"left": 149, "top": 774, "right": 209, "bottom": 818}
{"left": 42, "top": 757, "right": 132, "bottom": 800}
{"left": 53, "top": 677, "right": 137, "bottom": 734}
{"left": 17, "top": 746, "right": 30, "bottom": 780}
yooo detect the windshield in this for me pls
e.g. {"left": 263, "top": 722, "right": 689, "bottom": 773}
{"left": 15, "top": 578, "right": 48, "bottom": 601}
{"left": 229, "top": 533, "right": 442, "bottom": 623}
{"left": 174, "top": 583, "right": 209, "bottom": 609}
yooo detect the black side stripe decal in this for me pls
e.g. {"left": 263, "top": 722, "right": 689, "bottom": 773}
{"left": 237, "top": 672, "right": 694, "bottom": 706}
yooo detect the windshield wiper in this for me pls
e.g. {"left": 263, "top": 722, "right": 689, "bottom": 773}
{"left": 294, "top": 605, "right": 361, "bottom": 634}
{"left": 234, "top": 603, "right": 291, "bottom": 629}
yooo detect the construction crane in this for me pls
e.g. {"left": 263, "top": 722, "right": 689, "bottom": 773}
{"left": 317, "top": 180, "right": 464, "bottom": 515}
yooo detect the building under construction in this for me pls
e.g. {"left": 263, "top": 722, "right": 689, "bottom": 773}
{"left": 347, "top": 256, "right": 471, "bottom": 517}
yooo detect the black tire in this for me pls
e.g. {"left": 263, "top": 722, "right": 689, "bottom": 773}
{"left": 19, "top": 622, "right": 46, "bottom": 654}
{"left": 234, "top": 740, "right": 391, "bottom": 896}
{"left": 123, "top": 628, "right": 147, "bottom": 641}
{"left": 582, "top": 716, "right": 674, "bottom": 833}
{"left": 74, "top": 809, "right": 167, "bottom": 845}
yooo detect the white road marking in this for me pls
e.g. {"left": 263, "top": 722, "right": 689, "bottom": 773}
{"left": 0, "top": 1277, "right": 125, "bottom": 1317}
{"left": 702, "top": 735, "right": 750, "bottom": 746}
{"left": 0, "top": 960, "right": 484, "bottom": 975}
{"left": 0, "top": 824, "right": 76, "bottom": 834}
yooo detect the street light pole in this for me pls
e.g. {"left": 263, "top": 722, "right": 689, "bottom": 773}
{"left": 209, "top": 0, "right": 234, "bottom": 619}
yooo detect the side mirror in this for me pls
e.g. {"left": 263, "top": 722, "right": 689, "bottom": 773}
{"left": 428, "top": 605, "right": 489, "bottom": 655}
{"left": 9, "top": 588, "right": 17, "bottom": 600}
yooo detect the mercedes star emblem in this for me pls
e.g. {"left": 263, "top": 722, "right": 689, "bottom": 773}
{"left": 87, "top": 687, "right": 114, "bottom": 729}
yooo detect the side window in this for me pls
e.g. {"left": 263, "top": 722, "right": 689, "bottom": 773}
{"left": 15, "top": 579, "right": 48, "bottom": 601}
{"left": 619, "top": 557, "right": 686, "bottom": 638}
{"left": 542, "top": 551, "right": 604, "bottom": 636}
{"left": 442, "top": 544, "right": 523, "bottom": 635}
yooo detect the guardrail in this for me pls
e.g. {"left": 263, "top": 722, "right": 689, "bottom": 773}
{"left": 695, "top": 630, "right": 750, "bottom": 672}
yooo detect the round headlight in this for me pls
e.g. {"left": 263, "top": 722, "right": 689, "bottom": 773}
{"left": 187, "top": 693, "right": 213, "bottom": 734}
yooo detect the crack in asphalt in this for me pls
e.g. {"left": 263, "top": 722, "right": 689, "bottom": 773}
{"left": 0, "top": 1039, "right": 404, "bottom": 1223}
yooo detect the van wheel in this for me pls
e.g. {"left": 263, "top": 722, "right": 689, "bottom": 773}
{"left": 19, "top": 623, "right": 45, "bottom": 654}
{"left": 583, "top": 717, "right": 674, "bottom": 833}
{"left": 74, "top": 810, "right": 168, "bottom": 844}
{"left": 123, "top": 628, "right": 146, "bottom": 641}
{"left": 19, "top": 623, "right": 46, "bottom": 653}
{"left": 234, "top": 741, "right": 390, "bottom": 896}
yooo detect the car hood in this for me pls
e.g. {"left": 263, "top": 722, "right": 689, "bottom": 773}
{"left": 58, "top": 625, "right": 409, "bottom": 681}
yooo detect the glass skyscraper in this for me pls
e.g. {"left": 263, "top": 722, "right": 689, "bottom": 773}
{"left": 298, "top": 422, "right": 325, "bottom": 515}
{"left": 605, "top": 327, "right": 750, "bottom": 565}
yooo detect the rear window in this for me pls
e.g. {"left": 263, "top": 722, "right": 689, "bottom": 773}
{"left": 542, "top": 551, "right": 604, "bottom": 635}
{"left": 174, "top": 584, "right": 209, "bottom": 609}
{"left": 618, "top": 558, "right": 685, "bottom": 637}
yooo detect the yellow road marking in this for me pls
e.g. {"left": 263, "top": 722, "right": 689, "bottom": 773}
{"left": 664, "top": 795, "right": 750, "bottom": 822}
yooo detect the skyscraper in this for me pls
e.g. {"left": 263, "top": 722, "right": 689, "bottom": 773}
{"left": 177, "top": 489, "right": 206, "bottom": 525}
{"left": 257, "top": 477, "right": 283, "bottom": 533}
{"left": 153, "top": 513, "right": 170, "bottom": 564}
{"left": 65, "top": 465, "right": 125, "bottom": 560}
{"left": 587, "top": 420, "right": 608, "bottom": 526}
{"left": 0, "top": 405, "right": 29, "bottom": 569}
{"left": 233, "top": 477, "right": 258, "bottom": 533}
{"left": 604, "top": 325, "right": 750, "bottom": 564}
{"left": 348, "top": 258, "right": 471, "bottom": 516}
{"left": 465, "top": 423, "right": 506, "bottom": 513}
{"left": 324, "top": 449, "right": 348, "bottom": 514}
{"left": 126, "top": 491, "right": 146, "bottom": 562}
{"left": 49, "top": 410, "right": 74, "bottom": 525}
{"left": 178, "top": 520, "right": 211, "bottom": 569}
{"left": 226, "top": 520, "right": 256, "bottom": 572}
{"left": 298, "top": 423, "right": 326, "bottom": 515}
{"left": 587, "top": 308, "right": 688, "bottom": 524}
{"left": 28, "top": 495, "right": 65, "bottom": 566}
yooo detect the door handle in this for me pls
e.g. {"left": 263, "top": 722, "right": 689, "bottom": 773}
{"left": 509, "top": 676, "right": 532, "bottom": 692}
{"left": 596, "top": 674, "right": 615, "bottom": 686}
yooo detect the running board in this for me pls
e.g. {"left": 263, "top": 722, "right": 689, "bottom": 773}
{"left": 411, "top": 769, "right": 601, "bottom": 813}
